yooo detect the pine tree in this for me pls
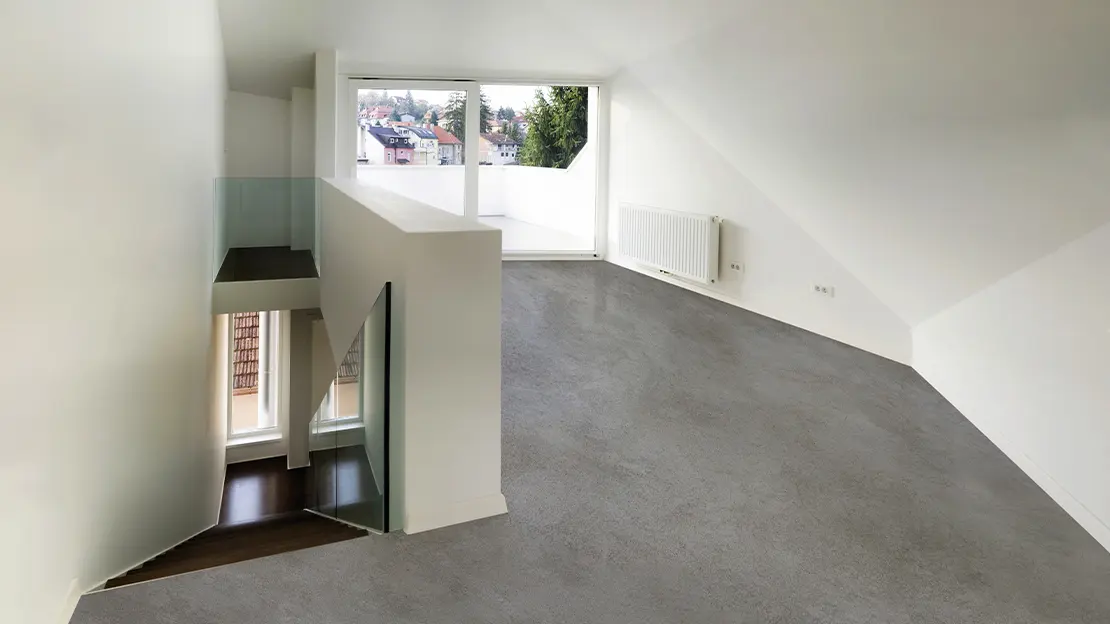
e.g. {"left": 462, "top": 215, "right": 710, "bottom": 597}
{"left": 521, "top": 87, "right": 587, "bottom": 168}
{"left": 399, "top": 90, "right": 416, "bottom": 116}
{"left": 497, "top": 106, "right": 516, "bottom": 121}
{"left": 442, "top": 90, "right": 493, "bottom": 138}
{"left": 429, "top": 109, "right": 439, "bottom": 126}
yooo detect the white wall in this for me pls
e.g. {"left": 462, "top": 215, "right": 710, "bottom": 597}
{"left": 0, "top": 1, "right": 227, "bottom": 621}
{"left": 914, "top": 221, "right": 1110, "bottom": 551}
{"left": 619, "top": 0, "right": 1110, "bottom": 326}
{"left": 223, "top": 90, "right": 293, "bottom": 248}
{"left": 607, "top": 74, "right": 912, "bottom": 363}
{"left": 290, "top": 87, "right": 316, "bottom": 251}
{"left": 318, "top": 179, "right": 506, "bottom": 534}
{"left": 226, "top": 91, "right": 291, "bottom": 178}
{"left": 315, "top": 50, "right": 338, "bottom": 179}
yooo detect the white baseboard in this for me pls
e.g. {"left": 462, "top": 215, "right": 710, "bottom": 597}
{"left": 606, "top": 255, "right": 911, "bottom": 365}
{"left": 404, "top": 493, "right": 508, "bottom": 535}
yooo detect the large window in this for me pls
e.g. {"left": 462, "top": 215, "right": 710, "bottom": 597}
{"left": 346, "top": 79, "right": 601, "bottom": 255}
{"left": 229, "top": 311, "right": 279, "bottom": 439}
{"left": 478, "top": 83, "right": 598, "bottom": 253}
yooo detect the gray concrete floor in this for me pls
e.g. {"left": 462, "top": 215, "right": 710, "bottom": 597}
{"left": 73, "top": 262, "right": 1110, "bottom": 623}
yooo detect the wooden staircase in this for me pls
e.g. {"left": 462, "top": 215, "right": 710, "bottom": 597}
{"left": 104, "top": 511, "right": 367, "bottom": 589}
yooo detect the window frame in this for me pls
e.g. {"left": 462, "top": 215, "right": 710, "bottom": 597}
{"left": 227, "top": 311, "right": 282, "bottom": 442}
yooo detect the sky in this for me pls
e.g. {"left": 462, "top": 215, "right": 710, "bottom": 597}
{"left": 359, "top": 85, "right": 550, "bottom": 113}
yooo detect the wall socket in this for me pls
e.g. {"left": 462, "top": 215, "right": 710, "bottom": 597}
{"left": 812, "top": 283, "right": 836, "bottom": 298}
{"left": 728, "top": 262, "right": 743, "bottom": 272}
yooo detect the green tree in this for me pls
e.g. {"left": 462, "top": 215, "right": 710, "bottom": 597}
{"left": 442, "top": 90, "right": 493, "bottom": 138}
{"left": 429, "top": 109, "right": 439, "bottom": 126}
{"left": 497, "top": 106, "right": 516, "bottom": 121}
{"left": 521, "top": 87, "right": 587, "bottom": 168}
{"left": 398, "top": 90, "right": 416, "bottom": 116}
{"left": 506, "top": 121, "right": 523, "bottom": 143}
{"left": 358, "top": 90, "right": 394, "bottom": 112}
{"left": 389, "top": 110, "right": 402, "bottom": 122}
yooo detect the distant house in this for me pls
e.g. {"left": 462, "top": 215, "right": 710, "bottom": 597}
{"left": 360, "top": 126, "right": 414, "bottom": 165}
{"left": 432, "top": 125, "right": 463, "bottom": 165}
{"left": 512, "top": 114, "right": 529, "bottom": 135}
{"left": 400, "top": 114, "right": 416, "bottom": 123}
{"left": 362, "top": 105, "right": 393, "bottom": 121}
{"left": 479, "top": 133, "right": 520, "bottom": 165}
{"left": 394, "top": 125, "right": 439, "bottom": 165}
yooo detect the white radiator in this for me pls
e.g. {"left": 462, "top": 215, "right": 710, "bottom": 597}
{"left": 618, "top": 203, "right": 720, "bottom": 284}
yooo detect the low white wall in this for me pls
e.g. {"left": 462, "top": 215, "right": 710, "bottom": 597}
{"left": 357, "top": 165, "right": 466, "bottom": 216}
{"left": 914, "top": 221, "right": 1110, "bottom": 552}
{"left": 356, "top": 161, "right": 597, "bottom": 241}
{"left": 319, "top": 179, "right": 505, "bottom": 534}
{"left": 211, "top": 278, "right": 319, "bottom": 314}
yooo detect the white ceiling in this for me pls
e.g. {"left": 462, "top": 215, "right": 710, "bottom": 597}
{"left": 217, "top": 0, "right": 750, "bottom": 98}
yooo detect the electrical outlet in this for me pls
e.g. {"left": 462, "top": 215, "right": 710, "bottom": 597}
{"left": 729, "top": 262, "right": 743, "bottom": 272}
{"left": 812, "top": 283, "right": 836, "bottom": 298}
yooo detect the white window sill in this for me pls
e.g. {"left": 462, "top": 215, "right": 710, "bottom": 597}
{"left": 313, "top": 419, "right": 364, "bottom": 435}
{"left": 226, "top": 431, "right": 283, "bottom": 448}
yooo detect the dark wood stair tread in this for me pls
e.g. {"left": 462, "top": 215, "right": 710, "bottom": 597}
{"left": 104, "top": 511, "right": 366, "bottom": 589}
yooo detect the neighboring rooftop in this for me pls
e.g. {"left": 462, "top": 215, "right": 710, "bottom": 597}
{"left": 232, "top": 312, "right": 259, "bottom": 394}
{"left": 399, "top": 126, "right": 437, "bottom": 140}
{"left": 432, "top": 126, "right": 461, "bottom": 144}
{"left": 481, "top": 133, "right": 520, "bottom": 146}
{"left": 366, "top": 126, "right": 413, "bottom": 148}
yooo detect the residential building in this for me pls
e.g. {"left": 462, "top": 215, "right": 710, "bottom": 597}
{"left": 479, "top": 133, "right": 520, "bottom": 165}
{"left": 512, "top": 114, "right": 529, "bottom": 136}
{"left": 363, "top": 105, "right": 393, "bottom": 121}
{"left": 432, "top": 125, "right": 463, "bottom": 165}
{"left": 394, "top": 125, "right": 439, "bottom": 165}
{"left": 400, "top": 113, "right": 415, "bottom": 123}
{"left": 361, "top": 126, "right": 415, "bottom": 165}
{"left": 8, "top": 3, "right": 1110, "bottom": 624}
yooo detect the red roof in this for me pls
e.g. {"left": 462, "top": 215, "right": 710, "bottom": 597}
{"left": 432, "top": 125, "right": 461, "bottom": 144}
{"left": 232, "top": 312, "right": 259, "bottom": 395}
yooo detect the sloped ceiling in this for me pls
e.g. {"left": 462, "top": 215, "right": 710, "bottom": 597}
{"left": 220, "top": 0, "right": 1110, "bottom": 325}
{"left": 620, "top": 0, "right": 1110, "bottom": 325}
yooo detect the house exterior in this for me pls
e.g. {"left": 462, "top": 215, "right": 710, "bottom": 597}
{"left": 513, "top": 114, "right": 529, "bottom": 136}
{"left": 433, "top": 125, "right": 463, "bottom": 165}
{"left": 362, "top": 105, "right": 393, "bottom": 121}
{"left": 395, "top": 125, "right": 440, "bottom": 165}
{"left": 361, "top": 126, "right": 415, "bottom": 165}
{"left": 479, "top": 133, "right": 521, "bottom": 165}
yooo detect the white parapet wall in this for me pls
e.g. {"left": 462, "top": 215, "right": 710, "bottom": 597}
{"left": 355, "top": 139, "right": 597, "bottom": 242}
{"left": 318, "top": 178, "right": 506, "bottom": 533}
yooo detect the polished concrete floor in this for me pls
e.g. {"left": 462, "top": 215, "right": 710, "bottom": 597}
{"left": 73, "top": 262, "right": 1110, "bottom": 622}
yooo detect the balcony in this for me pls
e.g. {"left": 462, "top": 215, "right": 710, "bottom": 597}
{"left": 355, "top": 141, "right": 597, "bottom": 253}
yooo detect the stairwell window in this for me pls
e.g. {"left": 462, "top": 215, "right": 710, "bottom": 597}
{"left": 229, "top": 311, "right": 280, "bottom": 439}
{"left": 314, "top": 327, "right": 364, "bottom": 427}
